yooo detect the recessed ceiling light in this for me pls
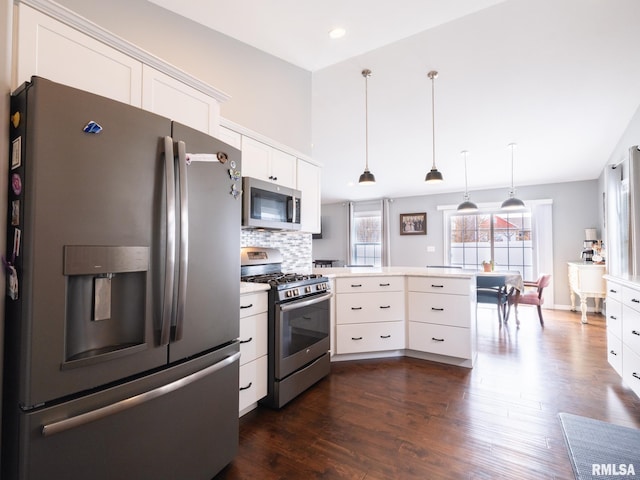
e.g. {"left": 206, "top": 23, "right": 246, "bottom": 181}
{"left": 329, "top": 27, "right": 346, "bottom": 39}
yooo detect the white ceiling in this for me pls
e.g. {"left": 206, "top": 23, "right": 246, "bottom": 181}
{"left": 146, "top": 0, "right": 508, "bottom": 71}
{"left": 149, "top": 0, "right": 640, "bottom": 204}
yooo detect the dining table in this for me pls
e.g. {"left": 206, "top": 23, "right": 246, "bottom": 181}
{"left": 476, "top": 270, "right": 524, "bottom": 323}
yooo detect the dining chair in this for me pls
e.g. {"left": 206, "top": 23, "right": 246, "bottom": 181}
{"left": 476, "top": 274, "right": 512, "bottom": 322}
{"left": 509, "top": 274, "right": 551, "bottom": 325}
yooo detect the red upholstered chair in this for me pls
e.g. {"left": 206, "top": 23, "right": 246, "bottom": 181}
{"left": 511, "top": 274, "right": 551, "bottom": 325}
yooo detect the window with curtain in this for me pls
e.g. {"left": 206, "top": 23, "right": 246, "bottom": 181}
{"left": 348, "top": 199, "right": 391, "bottom": 267}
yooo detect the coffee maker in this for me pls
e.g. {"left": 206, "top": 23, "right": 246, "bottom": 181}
{"left": 581, "top": 240, "right": 596, "bottom": 262}
{"left": 581, "top": 228, "right": 603, "bottom": 263}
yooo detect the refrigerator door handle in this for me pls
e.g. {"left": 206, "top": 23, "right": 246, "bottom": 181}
{"left": 174, "top": 140, "right": 189, "bottom": 341}
{"left": 160, "top": 136, "right": 177, "bottom": 346}
{"left": 41, "top": 351, "right": 241, "bottom": 437}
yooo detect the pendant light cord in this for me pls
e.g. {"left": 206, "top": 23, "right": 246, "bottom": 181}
{"left": 463, "top": 150, "right": 469, "bottom": 197}
{"left": 365, "top": 71, "right": 370, "bottom": 171}
{"left": 430, "top": 73, "right": 436, "bottom": 170}
{"left": 509, "top": 143, "right": 516, "bottom": 194}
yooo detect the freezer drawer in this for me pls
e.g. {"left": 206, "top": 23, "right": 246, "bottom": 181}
{"left": 8, "top": 344, "right": 239, "bottom": 480}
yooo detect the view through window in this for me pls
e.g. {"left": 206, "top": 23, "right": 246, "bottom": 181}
{"left": 448, "top": 209, "right": 534, "bottom": 279}
{"left": 350, "top": 201, "right": 382, "bottom": 267}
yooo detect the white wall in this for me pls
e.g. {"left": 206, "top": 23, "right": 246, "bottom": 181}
{"left": 313, "top": 179, "right": 599, "bottom": 308}
{"left": 53, "top": 0, "right": 312, "bottom": 155}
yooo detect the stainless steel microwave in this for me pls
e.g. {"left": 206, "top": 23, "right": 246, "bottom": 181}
{"left": 242, "top": 177, "right": 301, "bottom": 230}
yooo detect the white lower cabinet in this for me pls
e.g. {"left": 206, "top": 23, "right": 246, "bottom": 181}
{"left": 407, "top": 276, "right": 477, "bottom": 365}
{"left": 408, "top": 322, "right": 471, "bottom": 359}
{"left": 622, "top": 346, "right": 640, "bottom": 398}
{"left": 239, "top": 356, "right": 268, "bottom": 414}
{"left": 606, "top": 281, "right": 623, "bottom": 376}
{"left": 238, "top": 291, "right": 268, "bottom": 415}
{"left": 336, "top": 321, "right": 404, "bottom": 354}
{"left": 335, "top": 276, "right": 405, "bottom": 355}
{"left": 608, "top": 330, "right": 623, "bottom": 376}
{"left": 331, "top": 273, "right": 477, "bottom": 366}
{"left": 622, "top": 284, "right": 640, "bottom": 398}
{"left": 605, "top": 276, "right": 640, "bottom": 399}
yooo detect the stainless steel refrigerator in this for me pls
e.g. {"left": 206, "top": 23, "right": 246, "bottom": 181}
{"left": 2, "top": 77, "right": 242, "bottom": 480}
{"left": 605, "top": 145, "right": 640, "bottom": 277}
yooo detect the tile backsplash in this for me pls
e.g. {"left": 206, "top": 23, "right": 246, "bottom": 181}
{"left": 241, "top": 230, "right": 313, "bottom": 273}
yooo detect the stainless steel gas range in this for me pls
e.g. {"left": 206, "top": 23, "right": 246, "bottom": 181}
{"left": 241, "top": 247, "right": 332, "bottom": 408}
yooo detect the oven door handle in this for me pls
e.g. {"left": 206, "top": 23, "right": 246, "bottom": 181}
{"left": 279, "top": 292, "right": 333, "bottom": 312}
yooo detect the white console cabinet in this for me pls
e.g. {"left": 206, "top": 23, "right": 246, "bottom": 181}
{"left": 238, "top": 291, "right": 268, "bottom": 416}
{"left": 568, "top": 262, "right": 606, "bottom": 323}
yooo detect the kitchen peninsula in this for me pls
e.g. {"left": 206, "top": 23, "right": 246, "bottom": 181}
{"left": 315, "top": 267, "right": 478, "bottom": 368}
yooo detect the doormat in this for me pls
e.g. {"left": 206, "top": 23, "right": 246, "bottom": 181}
{"left": 558, "top": 412, "right": 640, "bottom": 479}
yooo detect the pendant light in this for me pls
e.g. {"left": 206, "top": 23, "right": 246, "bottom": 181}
{"left": 457, "top": 150, "right": 478, "bottom": 212}
{"left": 425, "top": 70, "right": 444, "bottom": 183}
{"left": 501, "top": 143, "right": 525, "bottom": 210}
{"left": 358, "top": 69, "right": 376, "bottom": 184}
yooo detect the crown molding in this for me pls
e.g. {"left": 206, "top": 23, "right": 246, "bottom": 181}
{"left": 16, "top": 0, "right": 231, "bottom": 103}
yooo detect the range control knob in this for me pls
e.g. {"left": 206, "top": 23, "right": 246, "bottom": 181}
{"left": 305, "top": 286, "right": 312, "bottom": 293}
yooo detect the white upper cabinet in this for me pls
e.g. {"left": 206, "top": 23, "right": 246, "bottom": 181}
{"left": 217, "top": 126, "right": 242, "bottom": 150}
{"left": 14, "top": 4, "right": 143, "bottom": 106}
{"left": 13, "top": 2, "right": 228, "bottom": 131}
{"left": 297, "top": 159, "right": 321, "bottom": 233}
{"left": 241, "top": 136, "right": 296, "bottom": 189}
{"left": 142, "top": 66, "right": 220, "bottom": 136}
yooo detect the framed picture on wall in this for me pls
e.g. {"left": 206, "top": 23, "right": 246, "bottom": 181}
{"left": 400, "top": 212, "right": 427, "bottom": 235}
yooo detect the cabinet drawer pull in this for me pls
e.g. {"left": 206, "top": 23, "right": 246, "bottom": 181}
{"left": 431, "top": 307, "right": 444, "bottom": 311}
{"left": 379, "top": 283, "right": 391, "bottom": 287}
{"left": 431, "top": 337, "right": 445, "bottom": 342}
{"left": 609, "top": 289, "right": 618, "bottom": 294}
{"left": 351, "top": 284, "right": 363, "bottom": 288}
{"left": 239, "top": 337, "right": 253, "bottom": 344}
{"left": 351, "top": 336, "right": 363, "bottom": 341}
{"left": 609, "top": 315, "right": 618, "bottom": 320}
{"left": 351, "top": 307, "right": 363, "bottom": 310}
{"left": 380, "top": 305, "right": 391, "bottom": 309}
{"left": 633, "top": 373, "right": 640, "bottom": 381}
{"left": 240, "top": 303, "right": 254, "bottom": 309}
{"left": 431, "top": 284, "right": 444, "bottom": 288}
{"left": 610, "top": 350, "right": 618, "bottom": 356}
{"left": 632, "top": 298, "right": 640, "bottom": 304}
{"left": 380, "top": 335, "right": 391, "bottom": 339}
{"left": 632, "top": 330, "right": 640, "bottom": 336}
{"left": 239, "top": 382, "right": 253, "bottom": 391}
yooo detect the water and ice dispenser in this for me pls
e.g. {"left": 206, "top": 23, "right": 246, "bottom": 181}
{"left": 63, "top": 246, "right": 149, "bottom": 368}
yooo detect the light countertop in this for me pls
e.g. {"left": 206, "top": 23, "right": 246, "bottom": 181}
{"left": 240, "top": 282, "right": 271, "bottom": 295}
{"left": 312, "top": 266, "right": 476, "bottom": 278}
{"left": 603, "top": 274, "right": 640, "bottom": 289}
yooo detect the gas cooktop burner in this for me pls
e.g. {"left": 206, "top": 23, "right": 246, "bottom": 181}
{"left": 242, "top": 272, "right": 323, "bottom": 286}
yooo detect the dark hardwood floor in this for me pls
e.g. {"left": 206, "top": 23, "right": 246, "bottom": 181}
{"left": 215, "top": 307, "right": 640, "bottom": 479}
